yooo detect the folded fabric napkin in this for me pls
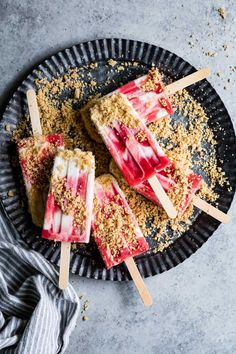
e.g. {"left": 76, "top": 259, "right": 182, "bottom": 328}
{"left": 0, "top": 202, "right": 80, "bottom": 354}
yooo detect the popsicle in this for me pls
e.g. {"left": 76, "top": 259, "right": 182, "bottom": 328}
{"left": 81, "top": 67, "right": 211, "bottom": 142}
{"left": 18, "top": 134, "right": 64, "bottom": 227}
{"left": 117, "top": 67, "right": 211, "bottom": 125}
{"left": 135, "top": 171, "right": 229, "bottom": 223}
{"left": 25, "top": 89, "right": 95, "bottom": 289}
{"left": 135, "top": 171, "right": 203, "bottom": 214}
{"left": 90, "top": 92, "right": 177, "bottom": 218}
{"left": 109, "top": 159, "right": 202, "bottom": 214}
{"left": 42, "top": 148, "right": 95, "bottom": 243}
{"left": 42, "top": 148, "right": 95, "bottom": 288}
{"left": 116, "top": 68, "right": 173, "bottom": 124}
{"left": 109, "top": 159, "right": 229, "bottom": 223}
{"left": 93, "top": 174, "right": 152, "bottom": 306}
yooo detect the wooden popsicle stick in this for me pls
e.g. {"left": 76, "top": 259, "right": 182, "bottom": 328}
{"left": 59, "top": 242, "right": 71, "bottom": 289}
{"left": 27, "top": 89, "right": 71, "bottom": 289}
{"left": 166, "top": 68, "right": 211, "bottom": 96}
{"left": 148, "top": 175, "right": 177, "bottom": 219}
{"left": 26, "top": 89, "right": 42, "bottom": 135}
{"left": 125, "top": 257, "right": 153, "bottom": 307}
{"left": 192, "top": 195, "right": 230, "bottom": 224}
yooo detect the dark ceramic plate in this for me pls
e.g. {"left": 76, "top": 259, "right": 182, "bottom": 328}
{"left": 0, "top": 38, "right": 235, "bottom": 280}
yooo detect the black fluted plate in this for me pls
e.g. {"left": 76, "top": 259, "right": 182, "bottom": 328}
{"left": 0, "top": 38, "right": 235, "bottom": 280}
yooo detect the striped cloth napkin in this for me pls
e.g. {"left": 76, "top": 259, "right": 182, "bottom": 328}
{"left": 0, "top": 202, "right": 80, "bottom": 354}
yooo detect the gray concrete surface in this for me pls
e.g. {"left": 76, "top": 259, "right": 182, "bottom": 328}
{"left": 1, "top": 0, "right": 236, "bottom": 353}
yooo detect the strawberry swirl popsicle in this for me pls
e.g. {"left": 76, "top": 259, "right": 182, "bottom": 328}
{"left": 42, "top": 148, "right": 95, "bottom": 243}
{"left": 117, "top": 68, "right": 173, "bottom": 124}
{"left": 122, "top": 164, "right": 228, "bottom": 223}
{"left": 80, "top": 69, "right": 172, "bottom": 143}
{"left": 81, "top": 68, "right": 210, "bottom": 144}
{"left": 109, "top": 156, "right": 229, "bottom": 224}
{"left": 116, "top": 67, "right": 211, "bottom": 125}
{"left": 17, "top": 134, "right": 64, "bottom": 227}
{"left": 134, "top": 171, "right": 203, "bottom": 215}
{"left": 109, "top": 159, "right": 203, "bottom": 216}
{"left": 90, "top": 92, "right": 170, "bottom": 187}
{"left": 92, "top": 174, "right": 149, "bottom": 269}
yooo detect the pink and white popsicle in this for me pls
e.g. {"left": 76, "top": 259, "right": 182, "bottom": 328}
{"left": 117, "top": 69, "right": 173, "bottom": 124}
{"left": 90, "top": 93, "right": 170, "bottom": 186}
{"left": 18, "top": 134, "right": 64, "bottom": 227}
{"left": 116, "top": 67, "right": 211, "bottom": 125}
{"left": 90, "top": 92, "right": 177, "bottom": 218}
{"left": 109, "top": 159, "right": 202, "bottom": 215}
{"left": 134, "top": 170, "right": 203, "bottom": 215}
{"left": 93, "top": 174, "right": 152, "bottom": 306}
{"left": 42, "top": 149, "right": 95, "bottom": 243}
{"left": 81, "top": 68, "right": 211, "bottom": 144}
{"left": 134, "top": 168, "right": 229, "bottom": 222}
{"left": 93, "top": 174, "right": 149, "bottom": 269}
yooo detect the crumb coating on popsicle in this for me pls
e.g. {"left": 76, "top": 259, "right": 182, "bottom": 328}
{"left": 141, "top": 68, "right": 163, "bottom": 92}
{"left": 94, "top": 175, "right": 141, "bottom": 258}
{"left": 51, "top": 177, "right": 87, "bottom": 229}
{"left": 18, "top": 134, "right": 63, "bottom": 227}
{"left": 57, "top": 149, "right": 94, "bottom": 170}
{"left": 18, "top": 135, "right": 61, "bottom": 186}
{"left": 90, "top": 93, "right": 141, "bottom": 128}
{"left": 50, "top": 149, "right": 95, "bottom": 230}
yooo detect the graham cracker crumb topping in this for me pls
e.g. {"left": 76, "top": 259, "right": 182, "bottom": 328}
{"left": 51, "top": 177, "right": 87, "bottom": 229}
{"left": 141, "top": 68, "right": 162, "bottom": 92}
{"left": 58, "top": 149, "right": 94, "bottom": 170}
{"left": 90, "top": 93, "right": 141, "bottom": 129}
{"left": 18, "top": 135, "right": 59, "bottom": 186}
{"left": 94, "top": 175, "right": 139, "bottom": 257}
